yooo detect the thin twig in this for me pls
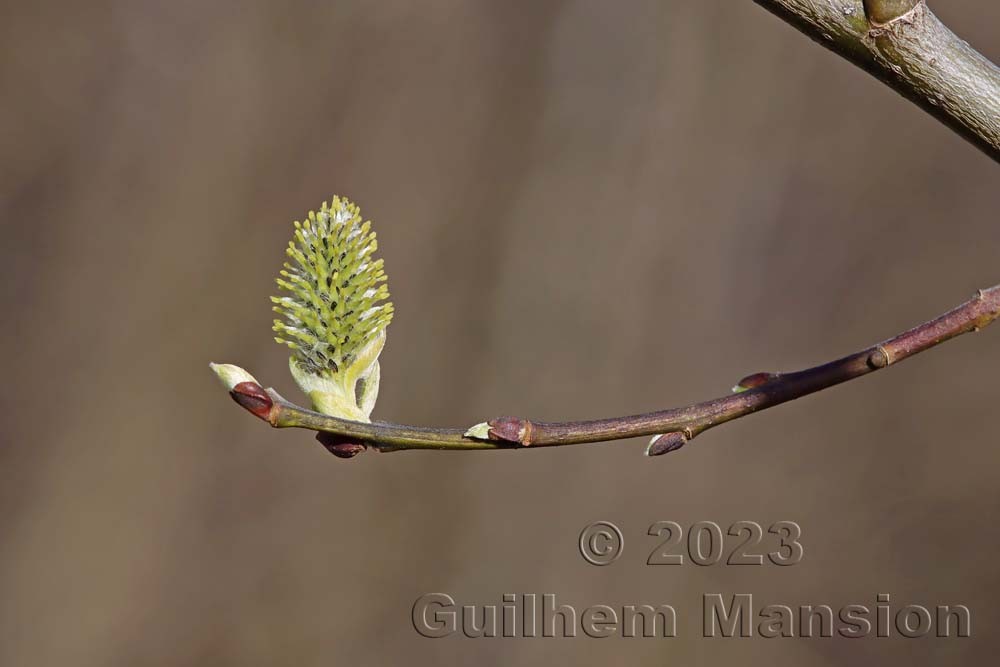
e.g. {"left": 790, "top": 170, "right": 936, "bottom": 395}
{"left": 754, "top": 0, "right": 1000, "bottom": 161}
{"left": 224, "top": 285, "right": 1000, "bottom": 456}
{"left": 220, "top": 1, "right": 1000, "bottom": 457}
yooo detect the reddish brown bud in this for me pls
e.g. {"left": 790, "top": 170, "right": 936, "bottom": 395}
{"left": 316, "top": 432, "right": 367, "bottom": 459}
{"left": 488, "top": 416, "right": 533, "bottom": 446}
{"left": 733, "top": 372, "right": 781, "bottom": 393}
{"left": 646, "top": 431, "right": 688, "bottom": 457}
{"left": 230, "top": 382, "right": 274, "bottom": 421}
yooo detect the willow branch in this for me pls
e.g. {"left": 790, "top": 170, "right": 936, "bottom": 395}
{"left": 754, "top": 0, "right": 1000, "bottom": 161}
{"left": 222, "top": 285, "right": 1000, "bottom": 457}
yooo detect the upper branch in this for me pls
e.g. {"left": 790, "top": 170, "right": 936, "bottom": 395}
{"left": 754, "top": 0, "right": 1000, "bottom": 161}
{"left": 219, "top": 284, "right": 1000, "bottom": 457}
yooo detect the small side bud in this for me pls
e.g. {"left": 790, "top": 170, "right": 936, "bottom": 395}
{"left": 732, "top": 371, "right": 781, "bottom": 393}
{"left": 316, "top": 432, "right": 367, "bottom": 459}
{"left": 863, "top": 0, "right": 919, "bottom": 27}
{"left": 867, "top": 347, "right": 889, "bottom": 369}
{"left": 645, "top": 431, "right": 688, "bottom": 457}
{"left": 465, "top": 417, "right": 533, "bottom": 445}
{"left": 488, "top": 416, "right": 533, "bottom": 446}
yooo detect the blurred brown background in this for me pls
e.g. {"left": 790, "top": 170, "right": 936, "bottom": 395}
{"left": 2, "top": 1, "right": 998, "bottom": 664}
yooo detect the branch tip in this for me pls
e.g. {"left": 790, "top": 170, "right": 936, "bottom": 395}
{"left": 209, "top": 362, "right": 259, "bottom": 391}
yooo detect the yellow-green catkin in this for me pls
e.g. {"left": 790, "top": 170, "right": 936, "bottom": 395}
{"left": 272, "top": 196, "right": 393, "bottom": 422}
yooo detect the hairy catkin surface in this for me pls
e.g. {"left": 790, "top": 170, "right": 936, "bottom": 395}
{"left": 271, "top": 196, "right": 393, "bottom": 377}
